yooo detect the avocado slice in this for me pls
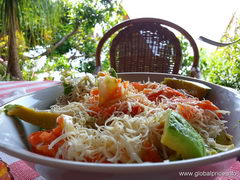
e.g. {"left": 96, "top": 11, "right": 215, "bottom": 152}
{"left": 162, "top": 78, "right": 211, "bottom": 99}
{"left": 4, "top": 104, "right": 60, "bottom": 129}
{"left": 216, "top": 131, "right": 233, "bottom": 145}
{"left": 161, "top": 110, "right": 206, "bottom": 159}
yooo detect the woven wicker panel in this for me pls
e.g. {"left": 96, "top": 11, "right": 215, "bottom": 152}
{"left": 110, "top": 22, "right": 182, "bottom": 73}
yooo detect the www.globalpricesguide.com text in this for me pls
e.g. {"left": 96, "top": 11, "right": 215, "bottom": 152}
{"left": 179, "top": 170, "right": 239, "bottom": 177}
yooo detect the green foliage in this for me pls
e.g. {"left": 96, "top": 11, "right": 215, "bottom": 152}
{"left": 20, "top": 58, "right": 38, "bottom": 80}
{"left": 0, "top": 66, "right": 19, "bottom": 80}
{"left": 0, "top": 0, "right": 126, "bottom": 80}
{"left": 0, "top": 63, "right": 6, "bottom": 80}
{"left": 102, "top": 58, "right": 111, "bottom": 71}
{"left": 201, "top": 46, "right": 240, "bottom": 90}
{"left": 179, "top": 21, "right": 240, "bottom": 91}
{"left": 62, "top": 81, "right": 73, "bottom": 95}
{"left": 2, "top": 0, "right": 237, "bottom": 86}
{"left": 179, "top": 36, "right": 194, "bottom": 76}
{"left": 39, "top": 56, "right": 71, "bottom": 71}
{"left": 40, "top": 0, "right": 126, "bottom": 77}
{"left": 19, "top": 0, "right": 62, "bottom": 46}
{"left": 0, "top": 0, "right": 61, "bottom": 46}
{"left": 200, "top": 14, "right": 240, "bottom": 90}
{"left": 51, "top": 0, "right": 125, "bottom": 57}
{"left": 78, "top": 60, "right": 95, "bottom": 74}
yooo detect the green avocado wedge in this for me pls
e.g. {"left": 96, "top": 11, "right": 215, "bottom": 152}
{"left": 161, "top": 110, "right": 206, "bottom": 159}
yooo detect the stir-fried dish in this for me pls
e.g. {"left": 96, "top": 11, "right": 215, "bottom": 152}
{"left": 5, "top": 72, "right": 234, "bottom": 163}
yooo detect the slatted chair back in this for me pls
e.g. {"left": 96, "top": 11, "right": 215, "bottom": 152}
{"left": 96, "top": 18, "right": 200, "bottom": 77}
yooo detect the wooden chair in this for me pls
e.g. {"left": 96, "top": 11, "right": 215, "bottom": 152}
{"left": 96, "top": 18, "right": 200, "bottom": 77}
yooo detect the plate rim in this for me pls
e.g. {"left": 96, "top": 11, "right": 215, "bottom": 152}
{"left": 0, "top": 73, "right": 239, "bottom": 172}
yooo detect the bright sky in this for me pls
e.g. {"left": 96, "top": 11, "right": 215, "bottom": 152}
{"left": 121, "top": 0, "right": 240, "bottom": 50}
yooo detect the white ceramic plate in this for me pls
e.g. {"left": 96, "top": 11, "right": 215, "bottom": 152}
{"left": 1, "top": 73, "right": 240, "bottom": 180}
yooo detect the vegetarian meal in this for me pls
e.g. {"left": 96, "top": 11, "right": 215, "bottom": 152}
{"left": 5, "top": 72, "right": 234, "bottom": 163}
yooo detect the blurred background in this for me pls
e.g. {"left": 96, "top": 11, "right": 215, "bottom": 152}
{"left": 0, "top": 0, "right": 239, "bottom": 89}
{"left": 122, "top": 0, "right": 240, "bottom": 50}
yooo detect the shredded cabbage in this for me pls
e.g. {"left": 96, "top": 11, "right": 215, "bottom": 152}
{"left": 45, "top": 73, "right": 233, "bottom": 163}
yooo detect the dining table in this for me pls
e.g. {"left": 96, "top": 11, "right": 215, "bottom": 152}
{"left": 0, "top": 80, "right": 240, "bottom": 180}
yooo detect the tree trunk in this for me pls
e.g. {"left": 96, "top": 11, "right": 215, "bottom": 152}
{"left": 7, "top": 30, "right": 23, "bottom": 80}
{"left": 6, "top": 0, "right": 23, "bottom": 80}
{"left": 38, "top": 28, "right": 80, "bottom": 57}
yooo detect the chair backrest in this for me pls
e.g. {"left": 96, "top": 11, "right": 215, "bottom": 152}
{"left": 96, "top": 18, "right": 200, "bottom": 77}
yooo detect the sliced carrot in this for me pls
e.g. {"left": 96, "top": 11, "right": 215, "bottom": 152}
{"left": 141, "top": 141, "right": 162, "bottom": 162}
{"left": 52, "top": 125, "right": 63, "bottom": 136}
{"left": 117, "top": 78, "right": 122, "bottom": 83}
{"left": 108, "top": 86, "right": 123, "bottom": 100}
{"left": 131, "top": 82, "right": 148, "bottom": 91}
{"left": 163, "top": 87, "right": 185, "bottom": 98}
{"left": 143, "top": 88, "right": 152, "bottom": 93}
{"left": 90, "top": 87, "right": 99, "bottom": 96}
{"left": 177, "top": 104, "right": 199, "bottom": 121}
{"left": 196, "top": 100, "right": 222, "bottom": 118}
{"left": 39, "top": 131, "right": 57, "bottom": 144}
{"left": 89, "top": 105, "right": 102, "bottom": 114}
{"left": 148, "top": 87, "right": 185, "bottom": 102}
{"left": 28, "top": 131, "right": 43, "bottom": 146}
{"left": 84, "top": 153, "right": 110, "bottom": 163}
{"left": 102, "top": 105, "right": 118, "bottom": 119}
{"left": 130, "top": 105, "right": 144, "bottom": 116}
{"left": 123, "top": 81, "right": 129, "bottom": 88}
{"left": 35, "top": 144, "right": 57, "bottom": 157}
{"left": 170, "top": 96, "right": 198, "bottom": 103}
{"left": 147, "top": 90, "right": 163, "bottom": 101}
{"left": 28, "top": 117, "right": 64, "bottom": 157}
{"left": 98, "top": 72, "right": 108, "bottom": 77}
{"left": 196, "top": 100, "right": 219, "bottom": 111}
{"left": 99, "top": 87, "right": 124, "bottom": 107}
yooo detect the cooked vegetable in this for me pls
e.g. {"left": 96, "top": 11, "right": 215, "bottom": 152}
{"left": 162, "top": 78, "right": 211, "bottom": 99}
{"left": 98, "top": 75, "right": 126, "bottom": 106}
{"left": 216, "top": 131, "right": 233, "bottom": 145}
{"left": 4, "top": 104, "right": 60, "bottom": 129}
{"left": 161, "top": 110, "right": 206, "bottom": 159}
{"left": 214, "top": 143, "right": 234, "bottom": 152}
{"left": 28, "top": 115, "right": 64, "bottom": 157}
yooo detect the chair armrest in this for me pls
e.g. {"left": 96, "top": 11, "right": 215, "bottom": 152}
{"left": 190, "top": 66, "right": 201, "bottom": 79}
